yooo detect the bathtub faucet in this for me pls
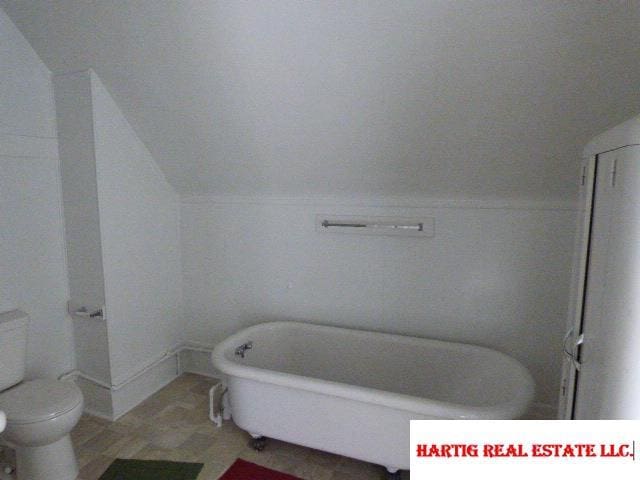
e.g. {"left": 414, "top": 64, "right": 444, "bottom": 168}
{"left": 235, "top": 341, "right": 253, "bottom": 358}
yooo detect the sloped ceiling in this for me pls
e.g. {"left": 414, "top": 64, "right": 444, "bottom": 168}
{"left": 3, "top": 1, "right": 640, "bottom": 200}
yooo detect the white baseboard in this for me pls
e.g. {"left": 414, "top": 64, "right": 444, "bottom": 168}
{"left": 75, "top": 376, "right": 114, "bottom": 420}
{"left": 72, "top": 345, "right": 214, "bottom": 421}
{"left": 81, "top": 406, "right": 114, "bottom": 422}
{"left": 111, "top": 355, "right": 180, "bottom": 420}
{"left": 179, "top": 348, "right": 221, "bottom": 379}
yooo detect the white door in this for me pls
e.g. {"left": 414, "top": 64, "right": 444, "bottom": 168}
{"left": 558, "top": 156, "right": 595, "bottom": 419}
{"left": 573, "top": 145, "right": 640, "bottom": 419}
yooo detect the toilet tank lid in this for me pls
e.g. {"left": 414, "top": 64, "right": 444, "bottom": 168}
{"left": 0, "top": 379, "right": 83, "bottom": 424}
{"left": 0, "top": 310, "right": 28, "bottom": 333}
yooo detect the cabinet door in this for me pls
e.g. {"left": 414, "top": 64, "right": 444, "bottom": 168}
{"left": 574, "top": 145, "right": 640, "bottom": 419}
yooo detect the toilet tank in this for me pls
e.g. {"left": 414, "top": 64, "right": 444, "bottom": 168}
{"left": 0, "top": 310, "right": 28, "bottom": 391}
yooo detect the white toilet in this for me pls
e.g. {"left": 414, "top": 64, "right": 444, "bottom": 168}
{"left": 0, "top": 310, "right": 84, "bottom": 480}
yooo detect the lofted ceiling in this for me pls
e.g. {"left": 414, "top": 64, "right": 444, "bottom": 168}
{"left": 3, "top": 0, "right": 640, "bottom": 200}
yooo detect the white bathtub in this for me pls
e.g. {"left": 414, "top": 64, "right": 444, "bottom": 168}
{"left": 211, "top": 321, "right": 534, "bottom": 473}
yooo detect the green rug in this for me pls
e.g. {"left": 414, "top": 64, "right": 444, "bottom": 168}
{"left": 99, "top": 459, "right": 204, "bottom": 480}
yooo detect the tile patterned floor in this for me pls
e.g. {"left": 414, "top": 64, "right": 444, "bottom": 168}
{"left": 65, "top": 374, "right": 407, "bottom": 480}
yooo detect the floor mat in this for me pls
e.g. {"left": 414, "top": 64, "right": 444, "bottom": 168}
{"left": 219, "top": 458, "right": 303, "bottom": 480}
{"left": 98, "top": 458, "right": 204, "bottom": 480}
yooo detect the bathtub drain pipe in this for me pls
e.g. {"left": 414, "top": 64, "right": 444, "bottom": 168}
{"left": 209, "top": 383, "right": 229, "bottom": 427}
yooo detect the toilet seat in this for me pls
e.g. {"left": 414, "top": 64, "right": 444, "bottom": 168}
{"left": 0, "top": 379, "right": 83, "bottom": 425}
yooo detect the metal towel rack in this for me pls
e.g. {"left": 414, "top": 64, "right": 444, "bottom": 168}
{"left": 316, "top": 215, "right": 434, "bottom": 237}
{"left": 321, "top": 220, "right": 424, "bottom": 231}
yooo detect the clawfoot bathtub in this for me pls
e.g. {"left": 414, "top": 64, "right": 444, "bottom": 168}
{"left": 211, "top": 321, "right": 534, "bottom": 474}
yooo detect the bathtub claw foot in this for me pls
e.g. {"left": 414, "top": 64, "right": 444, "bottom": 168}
{"left": 250, "top": 436, "right": 267, "bottom": 451}
{"left": 385, "top": 467, "right": 401, "bottom": 480}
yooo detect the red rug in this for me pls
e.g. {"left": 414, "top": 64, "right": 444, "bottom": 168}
{"left": 219, "top": 459, "right": 303, "bottom": 480}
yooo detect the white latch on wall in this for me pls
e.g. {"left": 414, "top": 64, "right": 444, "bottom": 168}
{"left": 67, "top": 300, "right": 105, "bottom": 320}
{"left": 563, "top": 327, "right": 584, "bottom": 371}
{"left": 573, "top": 333, "right": 585, "bottom": 371}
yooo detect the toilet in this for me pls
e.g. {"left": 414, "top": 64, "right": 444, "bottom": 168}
{"left": 0, "top": 310, "right": 84, "bottom": 480}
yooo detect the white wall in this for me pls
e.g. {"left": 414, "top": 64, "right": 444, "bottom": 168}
{"left": 90, "top": 73, "right": 183, "bottom": 387}
{"left": 1, "top": 2, "right": 584, "bottom": 418}
{"left": 0, "top": 7, "right": 74, "bottom": 377}
{"left": 5, "top": 1, "right": 639, "bottom": 203}
{"left": 52, "top": 69, "right": 183, "bottom": 417}
{"left": 0, "top": 7, "right": 55, "bottom": 139}
{"left": 181, "top": 196, "right": 577, "bottom": 411}
{"left": 53, "top": 70, "right": 112, "bottom": 384}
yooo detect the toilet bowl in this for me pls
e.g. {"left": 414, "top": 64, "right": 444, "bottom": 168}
{"left": 0, "top": 311, "right": 84, "bottom": 480}
{"left": 0, "top": 380, "right": 84, "bottom": 480}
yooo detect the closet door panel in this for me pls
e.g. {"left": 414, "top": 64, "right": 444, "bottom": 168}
{"left": 575, "top": 146, "right": 640, "bottom": 419}
{"left": 596, "top": 146, "right": 640, "bottom": 418}
{"left": 573, "top": 151, "right": 616, "bottom": 419}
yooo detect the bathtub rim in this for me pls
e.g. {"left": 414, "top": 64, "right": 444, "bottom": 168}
{"left": 211, "top": 321, "right": 535, "bottom": 420}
